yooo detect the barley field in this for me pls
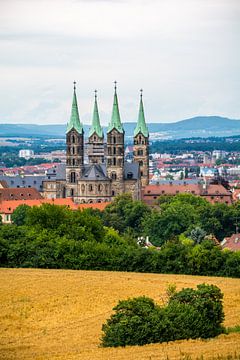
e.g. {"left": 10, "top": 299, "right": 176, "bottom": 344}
{"left": 0, "top": 268, "right": 240, "bottom": 360}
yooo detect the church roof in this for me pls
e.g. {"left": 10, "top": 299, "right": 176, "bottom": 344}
{"left": 66, "top": 83, "right": 83, "bottom": 134}
{"left": 107, "top": 82, "right": 124, "bottom": 134}
{"left": 81, "top": 164, "right": 109, "bottom": 181}
{"left": 134, "top": 90, "right": 149, "bottom": 138}
{"left": 89, "top": 91, "right": 103, "bottom": 138}
{"left": 124, "top": 162, "right": 140, "bottom": 180}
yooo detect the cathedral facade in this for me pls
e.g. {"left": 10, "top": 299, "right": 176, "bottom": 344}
{"left": 44, "top": 83, "right": 149, "bottom": 203}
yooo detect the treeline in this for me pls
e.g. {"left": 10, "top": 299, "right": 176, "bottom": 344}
{"left": 0, "top": 195, "right": 240, "bottom": 277}
{"left": 150, "top": 138, "right": 240, "bottom": 153}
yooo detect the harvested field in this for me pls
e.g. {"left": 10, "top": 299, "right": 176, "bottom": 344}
{"left": 0, "top": 268, "right": 240, "bottom": 360}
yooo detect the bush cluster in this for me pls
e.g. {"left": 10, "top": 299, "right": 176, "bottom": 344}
{"left": 101, "top": 284, "right": 225, "bottom": 347}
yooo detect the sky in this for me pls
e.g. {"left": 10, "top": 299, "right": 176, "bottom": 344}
{"left": 0, "top": 0, "right": 240, "bottom": 126}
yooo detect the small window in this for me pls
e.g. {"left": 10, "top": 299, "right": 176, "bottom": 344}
{"left": 127, "top": 172, "right": 133, "bottom": 179}
{"left": 70, "top": 172, "right": 76, "bottom": 183}
{"left": 111, "top": 173, "right": 117, "bottom": 180}
{"left": 71, "top": 189, "right": 74, "bottom": 197}
{"left": 89, "top": 184, "right": 93, "bottom": 192}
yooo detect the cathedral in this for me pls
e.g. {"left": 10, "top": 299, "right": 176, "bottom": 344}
{"left": 44, "top": 82, "right": 149, "bottom": 203}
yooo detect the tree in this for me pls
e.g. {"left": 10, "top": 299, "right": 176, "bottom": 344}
{"left": 189, "top": 227, "right": 206, "bottom": 244}
{"left": 11, "top": 204, "right": 30, "bottom": 226}
{"left": 102, "top": 193, "right": 150, "bottom": 235}
{"left": 101, "top": 284, "right": 225, "bottom": 347}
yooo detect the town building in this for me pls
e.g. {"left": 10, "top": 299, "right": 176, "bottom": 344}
{"left": 142, "top": 183, "right": 232, "bottom": 206}
{"left": 19, "top": 149, "right": 34, "bottom": 159}
{"left": 221, "top": 234, "right": 240, "bottom": 252}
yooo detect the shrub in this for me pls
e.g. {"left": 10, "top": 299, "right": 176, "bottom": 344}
{"left": 101, "top": 283, "right": 225, "bottom": 347}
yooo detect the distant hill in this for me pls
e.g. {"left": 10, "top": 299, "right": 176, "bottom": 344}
{"left": 1, "top": 116, "right": 240, "bottom": 140}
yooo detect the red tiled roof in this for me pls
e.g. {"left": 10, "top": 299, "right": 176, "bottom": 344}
{"left": 142, "top": 184, "right": 232, "bottom": 205}
{"left": 221, "top": 234, "right": 240, "bottom": 251}
{"left": 0, "top": 199, "right": 110, "bottom": 214}
{"left": 0, "top": 188, "right": 42, "bottom": 201}
{"left": 0, "top": 198, "right": 77, "bottom": 214}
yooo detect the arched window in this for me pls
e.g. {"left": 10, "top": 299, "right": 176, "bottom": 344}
{"left": 138, "top": 149, "right": 143, "bottom": 156}
{"left": 71, "top": 189, "right": 74, "bottom": 197}
{"left": 72, "top": 135, "right": 75, "bottom": 143}
{"left": 72, "top": 147, "right": 75, "bottom": 155}
{"left": 111, "top": 172, "right": 117, "bottom": 180}
{"left": 127, "top": 172, "right": 133, "bottom": 179}
{"left": 113, "top": 157, "right": 116, "bottom": 165}
{"left": 81, "top": 184, "right": 85, "bottom": 193}
{"left": 72, "top": 159, "right": 75, "bottom": 166}
{"left": 139, "top": 135, "right": 142, "bottom": 142}
{"left": 98, "top": 184, "right": 103, "bottom": 192}
{"left": 139, "top": 161, "right": 143, "bottom": 167}
{"left": 113, "top": 136, "right": 116, "bottom": 144}
{"left": 94, "top": 136, "right": 96, "bottom": 142}
{"left": 70, "top": 172, "right": 76, "bottom": 183}
{"left": 112, "top": 190, "right": 115, "bottom": 196}
{"left": 113, "top": 147, "right": 116, "bottom": 155}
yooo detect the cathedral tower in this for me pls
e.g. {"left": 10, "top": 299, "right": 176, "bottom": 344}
{"left": 88, "top": 90, "right": 104, "bottom": 164}
{"left": 66, "top": 82, "right": 84, "bottom": 198}
{"left": 106, "top": 82, "right": 125, "bottom": 196}
{"left": 133, "top": 90, "right": 149, "bottom": 187}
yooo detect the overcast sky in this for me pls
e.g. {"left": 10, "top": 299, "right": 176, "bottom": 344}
{"left": 0, "top": 0, "right": 239, "bottom": 125}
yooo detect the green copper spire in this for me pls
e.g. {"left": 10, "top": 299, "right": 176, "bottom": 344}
{"left": 134, "top": 89, "right": 149, "bottom": 138}
{"left": 107, "top": 81, "right": 124, "bottom": 134}
{"left": 66, "top": 82, "right": 83, "bottom": 134}
{"left": 89, "top": 90, "right": 103, "bottom": 138}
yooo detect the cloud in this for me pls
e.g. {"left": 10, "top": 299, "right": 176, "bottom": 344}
{"left": 0, "top": 0, "right": 239, "bottom": 125}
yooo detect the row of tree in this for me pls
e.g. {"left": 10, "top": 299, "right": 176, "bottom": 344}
{"left": 0, "top": 198, "right": 239, "bottom": 277}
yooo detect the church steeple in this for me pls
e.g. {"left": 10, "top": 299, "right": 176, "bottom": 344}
{"left": 89, "top": 90, "right": 103, "bottom": 138}
{"left": 107, "top": 81, "right": 124, "bottom": 134}
{"left": 88, "top": 90, "right": 104, "bottom": 164}
{"left": 134, "top": 89, "right": 149, "bottom": 138}
{"left": 66, "top": 82, "right": 83, "bottom": 134}
{"left": 133, "top": 89, "right": 149, "bottom": 188}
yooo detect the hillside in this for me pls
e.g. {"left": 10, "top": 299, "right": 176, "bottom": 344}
{"left": 0, "top": 268, "right": 240, "bottom": 360}
{"left": 1, "top": 116, "right": 240, "bottom": 139}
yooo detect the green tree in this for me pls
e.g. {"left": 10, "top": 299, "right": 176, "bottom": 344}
{"left": 11, "top": 204, "right": 30, "bottom": 226}
{"left": 103, "top": 193, "right": 150, "bottom": 235}
{"left": 101, "top": 283, "right": 225, "bottom": 347}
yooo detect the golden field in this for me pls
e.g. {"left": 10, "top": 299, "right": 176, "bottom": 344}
{"left": 0, "top": 268, "right": 240, "bottom": 360}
